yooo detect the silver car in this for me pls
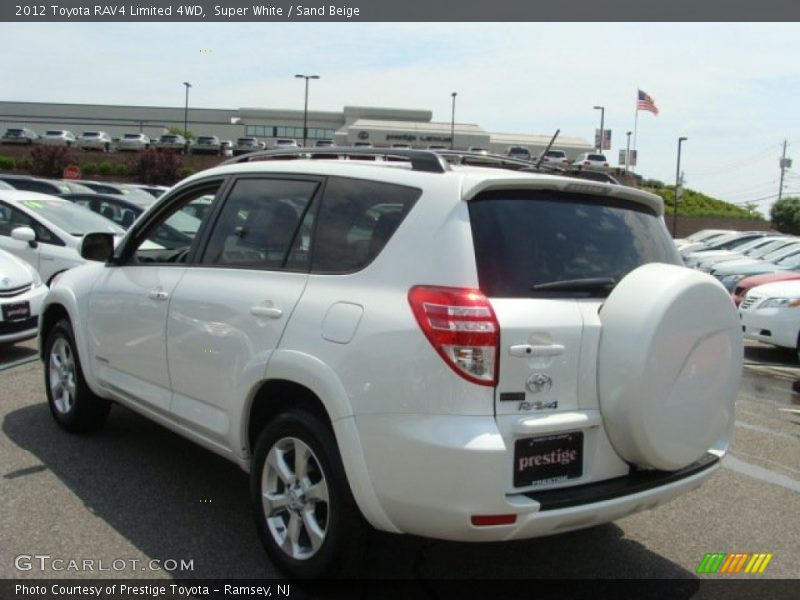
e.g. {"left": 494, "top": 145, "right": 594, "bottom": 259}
{"left": 2, "top": 128, "right": 38, "bottom": 145}
{"left": 39, "top": 130, "right": 77, "bottom": 147}
{"left": 156, "top": 134, "right": 187, "bottom": 153}
{"left": 77, "top": 131, "right": 112, "bottom": 152}
{"left": 190, "top": 135, "right": 222, "bottom": 155}
{"left": 116, "top": 133, "right": 151, "bottom": 152}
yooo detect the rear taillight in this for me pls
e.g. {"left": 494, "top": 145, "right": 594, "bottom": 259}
{"left": 408, "top": 286, "right": 499, "bottom": 386}
{"left": 583, "top": 161, "right": 590, "bottom": 165}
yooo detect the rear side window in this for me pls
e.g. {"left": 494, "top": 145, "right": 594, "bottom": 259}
{"left": 469, "top": 191, "right": 680, "bottom": 298}
{"left": 311, "top": 177, "right": 420, "bottom": 273}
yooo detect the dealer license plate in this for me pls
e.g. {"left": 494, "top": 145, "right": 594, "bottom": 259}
{"left": 514, "top": 431, "right": 583, "bottom": 487}
{"left": 2, "top": 301, "right": 31, "bottom": 322}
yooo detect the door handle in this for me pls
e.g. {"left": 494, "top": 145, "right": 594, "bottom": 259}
{"left": 509, "top": 343, "right": 565, "bottom": 358}
{"left": 250, "top": 305, "right": 283, "bottom": 319}
{"left": 147, "top": 288, "right": 169, "bottom": 301}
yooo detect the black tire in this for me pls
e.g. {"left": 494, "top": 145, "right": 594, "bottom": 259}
{"left": 44, "top": 319, "right": 111, "bottom": 434}
{"left": 251, "top": 410, "right": 369, "bottom": 579}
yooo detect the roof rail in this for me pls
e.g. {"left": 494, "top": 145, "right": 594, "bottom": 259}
{"left": 434, "top": 150, "right": 539, "bottom": 171}
{"left": 220, "top": 147, "right": 450, "bottom": 173}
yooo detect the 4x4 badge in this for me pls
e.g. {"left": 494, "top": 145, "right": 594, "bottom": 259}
{"left": 526, "top": 373, "right": 553, "bottom": 394}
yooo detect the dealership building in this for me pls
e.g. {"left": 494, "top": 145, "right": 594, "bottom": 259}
{"left": 0, "top": 101, "right": 593, "bottom": 158}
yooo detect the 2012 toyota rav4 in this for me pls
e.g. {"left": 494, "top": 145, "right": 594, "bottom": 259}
{"left": 38, "top": 148, "right": 742, "bottom": 578}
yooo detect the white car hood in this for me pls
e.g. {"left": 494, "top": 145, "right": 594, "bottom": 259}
{"left": 747, "top": 279, "right": 800, "bottom": 299}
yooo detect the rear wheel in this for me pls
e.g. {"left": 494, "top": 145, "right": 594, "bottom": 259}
{"left": 44, "top": 319, "right": 111, "bottom": 433}
{"left": 251, "top": 410, "right": 368, "bottom": 578}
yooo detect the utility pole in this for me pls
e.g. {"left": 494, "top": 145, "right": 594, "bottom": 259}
{"left": 778, "top": 140, "right": 789, "bottom": 202}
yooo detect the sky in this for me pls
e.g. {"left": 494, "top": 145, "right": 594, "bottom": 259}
{"left": 2, "top": 21, "right": 800, "bottom": 218}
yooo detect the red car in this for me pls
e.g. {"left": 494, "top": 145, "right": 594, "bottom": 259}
{"left": 732, "top": 271, "right": 800, "bottom": 306}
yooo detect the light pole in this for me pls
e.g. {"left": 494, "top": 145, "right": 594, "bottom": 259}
{"left": 593, "top": 105, "right": 605, "bottom": 153}
{"left": 673, "top": 137, "right": 688, "bottom": 236}
{"left": 625, "top": 130, "right": 632, "bottom": 174}
{"left": 182, "top": 82, "right": 191, "bottom": 139}
{"left": 295, "top": 74, "right": 319, "bottom": 147}
{"left": 450, "top": 92, "right": 457, "bottom": 150}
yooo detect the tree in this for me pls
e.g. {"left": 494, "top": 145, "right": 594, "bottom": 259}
{"left": 167, "top": 126, "right": 195, "bottom": 141}
{"left": 770, "top": 196, "right": 800, "bottom": 234}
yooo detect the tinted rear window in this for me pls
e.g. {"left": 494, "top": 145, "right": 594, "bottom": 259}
{"left": 469, "top": 191, "right": 680, "bottom": 297}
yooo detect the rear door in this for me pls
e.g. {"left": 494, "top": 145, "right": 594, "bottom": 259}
{"left": 165, "top": 176, "right": 320, "bottom": 447}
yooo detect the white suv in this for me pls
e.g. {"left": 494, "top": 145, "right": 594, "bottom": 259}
{"left": 38, "top": 149, "right": 742, "bottom": 578}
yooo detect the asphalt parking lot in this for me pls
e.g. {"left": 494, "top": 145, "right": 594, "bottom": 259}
{"left": 0, "top": 339, "right": 797, "bottom": 583}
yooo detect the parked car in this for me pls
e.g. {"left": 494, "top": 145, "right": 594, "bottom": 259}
{"left": 220, "top": 140, "right": 234, "bottom": 157}
{"left": 190, "top": 135, "right": 222, "bottom": 155}
{"left": 155, "top": 134, "right": 187, "bottom": 153}
{"left": 506, "top": 146, "right": 532, "bottom": 161}
{"left": 71, "top": 180, "right": 154, "bottom": 202}
{"left": 674, "top": 228, "right": 734, "bottom": 250}
{"left": 39, "top": 149, "right": 741, "bottom": 578}
{"left": 537, "top": 150, "right": 570, "bottom": 167}
{"left": 353, "top": 141, "right": 373, "bottom": 148}
{"left": 467, "top": 146, "right": 489, "bottom": 154}
{"left": 274, "top": 138, "right": 299, "bottom": 149}
{"left": 116, "top": 133, "right": 151, "bottom": 152}
{"left": 732, "top": 271, "right": 800, "bottom": 306}
{"left": 0, "top": 175, "right": 76, "bottom": 196}
{"left": 712, "top": 246, "right": 800, "bottom": 291}
{"left": 130, "top": 184, "right": 170, "bottom": 198}
{"left": 315, "top": 140, "right": 335, "bottom": 148}
{"left": 573, "top": 152, "right": 609, "bottom": 170}
{"left": 390, "top": 143, "right": 412, "bottom": 149}
{"left": 426, "top": 144, "right": 448, "bottom": 150}
{"left": 684, "top": 236, "right": 795, "bottom": 271}
{"left": 0, "top": 247, "right": 47, "bottom": 346}
{"left": 0, "top": 191, "right": 123, "bottom": 284}
{"left": 76, "top": 131, "right": 112, "bottom": 152}
{"left": 1, "top": 128, "right": 38, "bottom": 145}
{"left": 39, "top": 130, "right": 77, "bottom": 147}
{"left": 233, "top": 137, "right": 265, "bottom": 156}
{"left": 59, "top": 193, "right": 152, "bottom": 229}
{"left": 680, "top": 231, "right": 769, "bottom": 258}
{"left": 739, "top": 280, "right": 800, "bottom": 358}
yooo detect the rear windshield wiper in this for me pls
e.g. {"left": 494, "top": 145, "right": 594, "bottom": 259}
{"left": 531, "top": 277, "right": 617, "bottom": 294}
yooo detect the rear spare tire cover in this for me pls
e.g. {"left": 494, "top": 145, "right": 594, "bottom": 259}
{"left": 597, "top": 263, "right": 742, "bottom": 471}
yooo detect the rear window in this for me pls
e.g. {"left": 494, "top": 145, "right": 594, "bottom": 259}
{"left": 546, "top": 151, "right": 566, "bottom": 158}
{"left": 469, "top": 191, "right": 680, "bottom": 297}
{"left": 6, "top": 129, "right": 24, "bottom": 134}
{"left": 123, "top": 134, "right": 141, "bottom": 139}
{"left": 587, "top": 154, "right": 606, "bottom": 161}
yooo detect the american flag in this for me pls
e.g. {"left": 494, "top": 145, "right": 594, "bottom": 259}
{"left": 637, "top": 89, "right": 659, "bottom": 115}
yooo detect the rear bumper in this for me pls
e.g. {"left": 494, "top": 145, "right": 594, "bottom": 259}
{"left": 354, "top": 413, "right": 720, "bottom": 541}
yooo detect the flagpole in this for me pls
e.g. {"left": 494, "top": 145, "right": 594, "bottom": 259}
{"left": 632, "top": 105, "right": 639, "bottom": 173}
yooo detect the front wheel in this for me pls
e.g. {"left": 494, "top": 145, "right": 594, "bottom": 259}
{"left": 251, "top": 411, "right": 368, "bottom": 578}
{"left": 44, "top": 319, "right": 111, "bottom": 433}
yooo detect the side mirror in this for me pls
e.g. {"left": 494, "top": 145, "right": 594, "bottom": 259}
{"left": 11, "top": 226, "right": 37, "bottom": 247}
{"left": 80, "top": 232, "right": 115, "bottom": 262}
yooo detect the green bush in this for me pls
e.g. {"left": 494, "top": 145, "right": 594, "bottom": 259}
{"left": 97, "top": 161, "right": 114, "bottom": 176}
{"left": 15, "top": 158, "right": 32, "bottom": 171}
{"left": 82, "top": 161, "right": 98, "bottom": 176}
{"left": 112, "top": 163, "right": 129, "bottom": 177}
{"left": 0, "top": 156, "right": 15, "bottom": 170}
{"left": 179, "top": 166, "right": 196, "bottom": 178}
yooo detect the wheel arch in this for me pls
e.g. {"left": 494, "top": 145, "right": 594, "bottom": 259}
{"left": 242, "top": 351, "right": 400, "bottom": 533}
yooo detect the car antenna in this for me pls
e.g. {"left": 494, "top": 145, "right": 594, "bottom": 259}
{"left": 534, "top": 129, "right": 560, "bottom": 170}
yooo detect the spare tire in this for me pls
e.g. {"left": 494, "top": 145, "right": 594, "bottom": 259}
{"left": 597, "top": 263, "right": 742, "bottom": 471}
